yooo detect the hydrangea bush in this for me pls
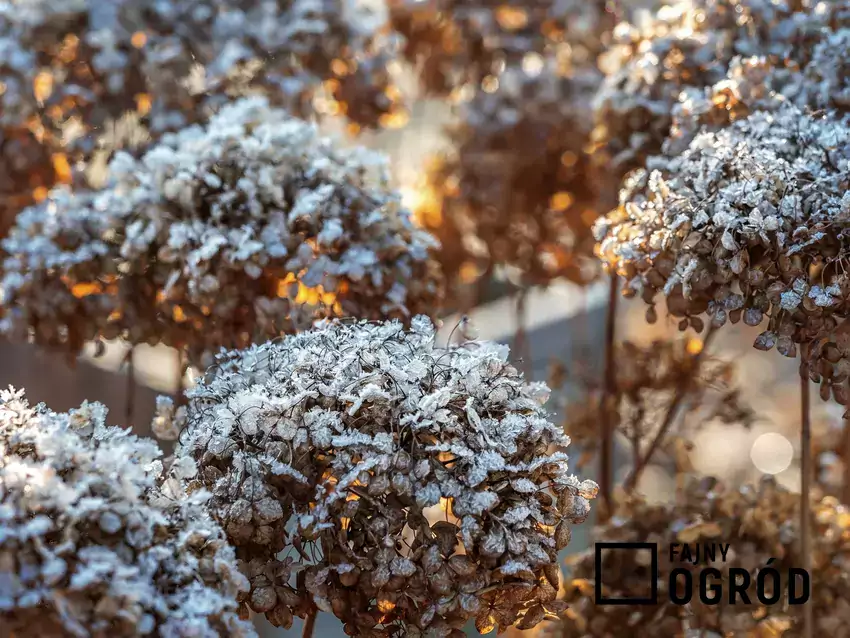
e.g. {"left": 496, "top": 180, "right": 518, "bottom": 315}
{"left": 401, "top": 1, "right": 618, "bottom": 296}
{"left": 559, "top": 337, "right": 753, "bottom": 469}
{"left": 420, "top": 54, "right": 607, "bottom": 290}
{"left": 169, "top": 316, "right": 597, "bottom": 635}
{"left": 0, "top": 387, "right": 255, "bottom": 637}
{"left": 389, "top": 0, "right": 612, "bottom": 98}
{"left": 0, "top": 97, "right": 442, "bottom": 367}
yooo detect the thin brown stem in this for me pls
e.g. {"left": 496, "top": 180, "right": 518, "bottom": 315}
{"left": 175, "top": 349, "right": 188, "bottom": 407}
{"left": 624, "top": 325, "right": 717, "bottom": 491}
{"left": 302, "top": 610, "right": 317, "bottom": 638}
{"left": 800, "top": 343, "right": 813, "bottom": 638}
{"left": 514, "top": 288, "right": 531, "bottom": 380}
{"left": 599, "top": 271, "right": 618, "bottom": 521}
{"left": 124, "top": 347, "right": 135, "bottom": 426}
{"left": 842, "top": 381, "right": 850, "bottom": 505}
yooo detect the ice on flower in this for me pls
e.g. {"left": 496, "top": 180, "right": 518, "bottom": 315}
{"left": 0, "top": 97, "right": 442, "bottom": 367}
{"left": 595, "top": 103, "right": 850, "bottom": 402}
{"left": 177, "top": 316, "right": 595, "bottom": 634}
{"left": 0, "top": 387, "right": 254, "bottom": 637}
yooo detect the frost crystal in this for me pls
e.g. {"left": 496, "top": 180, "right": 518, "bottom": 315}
{"left": 0, "top": 387, "right": 254, "bottom": 637}
{"left": 0, "top": 97, "right": 441, "bottom": 367}
{"left": 177, "top": 316, "right": 595, "bottom": 635}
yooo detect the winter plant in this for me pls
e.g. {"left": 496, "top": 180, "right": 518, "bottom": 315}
{"left": 166, "top": 316, "right": 597, "bottom": 636}
{"left": 0, "top": 97, "right": 441, "bottom": 368}
{"left": 0, "top": 0, "right": 403, "bottom": 228}
{"left": 557, "top": 337, "right": 754, "bottom": 478}
{"left": 393, "top": 0, "right": 617, "bottom": 304}
{"left": 592, "top": 0, "right": 850, "bottom": 180}
{"left": 0, "top": 387, "right": 256, "bottom": 637}
{"left": 556, "top": 476, "right": 850, "bottom": 637}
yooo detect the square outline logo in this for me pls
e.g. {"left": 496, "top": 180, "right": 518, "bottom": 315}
{"left": 594, "top": 542, "right": 658, "bottom": 605}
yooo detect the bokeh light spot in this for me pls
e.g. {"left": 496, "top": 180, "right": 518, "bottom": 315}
{"left": 750, "top": 432, "right": 794, "bottom": 475}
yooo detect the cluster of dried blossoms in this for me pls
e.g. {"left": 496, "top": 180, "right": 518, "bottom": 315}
{"left": 559, "top": 338, "right": 753, "bottom": 469}
{"left": 0, "top": 97, "right": 442, "bottom": 368}
{"left": 593, "top": 0, "right": 850, "bottom": 179}
{"left": 421, "top": 56, "right": 608, "bottom": 290}
{"left": 0, "top": 0, "right": 403, "bottom": 231}
{"left": 394, "top": 0, "right": 617, "bottom": 295}
{"left": 594, "top": 103, "right": 850, "bottom": 400}
{"left": 388, "top": 0, "right": 612, "bottom": 98}
{"left": 0, "top": 387, "right": 255, "bottom": 637}
{"left": 555, "top": 476, "right": 850, "bottom": 637}
{"left": 166, "top": 316, "right": 597, "bottom": 636}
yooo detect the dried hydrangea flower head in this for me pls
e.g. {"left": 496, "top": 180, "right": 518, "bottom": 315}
{"left": 559, "top": 338, "right": 753, "bottom": 468}
{"left": 417, "top": 52, "right": 610, "bottom": 292}
{"left": 388, "top": 0, "right": 614, "bottom": 97}
{"left": 173, "top": 316, "right": 597, "bottom": 635}
{"left": 405, "top": 1, "right": 620, "bottom": 295}
{"left": 594, "top": 104, "right": 850, "bottom": 399}
{"left": 0, "top": 0, "right": 403, "bottom": 232}
{"left": 555, "top": 476, "right": 850, "bottom": 637}
{"left": 593, "top": 0, "right": 850, "bottom": 178}
{"left": 0, "top": 97, "right": 442, "bottom": 367}
{"left": 0, "top": 387, "right": 255, "bottom": 637}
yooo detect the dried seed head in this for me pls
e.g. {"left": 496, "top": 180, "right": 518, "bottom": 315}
{"left": 555, "top": 476, "right": 850, "bottom": 637}
{"left": 594, "top": 0, "right": 850, "bottom": 179}
{"left": 0, "top": 0, "right": 404, "bottom": 232}
{"left": 560, "top": 338, "right": 754, "bottom": 467}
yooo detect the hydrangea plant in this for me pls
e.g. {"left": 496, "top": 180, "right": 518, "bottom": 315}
{"left": 593, "top": 0, "right": 850, "bottom": 178}
{"left": 556, "top": 476, "right": 850, "bottom": 637}
{"left": 0, "top": 0, "right": 403, "bottom": 231}
{"left": 0, "top": 387, "right": 255, "bottom": 637}
{"left": 168, "top": 316, "right": 597, "bottom": 635}
{"left": 594, "top": 104, "right": 850, "bottom": 400}
{"left": 0, "top": 97, "right": 442, "bottom": 368}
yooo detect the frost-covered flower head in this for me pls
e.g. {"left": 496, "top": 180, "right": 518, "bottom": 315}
{"left": 419, "top": 51, "right": 610, "bottom": 291}
{"left": 0, "top": 387, "right": 255, "bottom": 637}
{"left": 173, "top": 316, "right": 596, "bottom": 635}
{"left": 594, "top": 104, "right": 850, "bottom": 398}
{"left": 0, "top": 0, "right": 400, "bottom": 135}
{"left": 0, "top": 0, "right": 403, "bottom": 229}
{"left": 593, "top": 0, "right": 850, "bottom": 177}
{"left": 0, "top": 97, "right": 442, "bottom": 367}
{"left": 554, "top": 476, "right": 850, "bottom": 637}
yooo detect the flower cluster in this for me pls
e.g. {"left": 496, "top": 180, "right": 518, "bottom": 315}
{"left": 0, "top": 387, "right": 255, "bottom": 637}
{"left": 558, "top": 338, "right": 753, "bottom": 468}
{"left": 388, "top": 0, "right": 613, "bottom": 97}
{"left": 555, "top": 476, "right": 850, "bottom": 637}
{"left": 0, "top": 0, "right": 404, "bottom": 229}
{"left": 593, "top": 0, "right": 850, "bottom": 178}
{"left": 0, "top": 97, "right": 442, "bottom": 367}
{"left": 173, "top": 316, "right": 596, "bottom": 635}
{"left": 405, "top": 1, "right": 618, "bottom": 294}
{"left": 594, "top": 104, "right": 850, "bottom": 399}
{"left": 419, "top": 54, "right": 608, "bottom": 291}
